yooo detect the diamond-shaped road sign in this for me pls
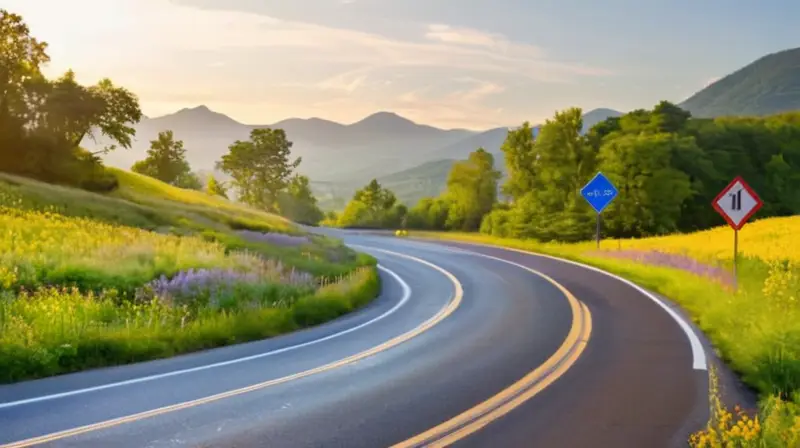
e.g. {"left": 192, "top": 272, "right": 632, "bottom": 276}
{"left": 712, "top": 176, "right": 763, "bottom": 230}
{"left": 581, "top": 172, "right": 618, "bottom": 213}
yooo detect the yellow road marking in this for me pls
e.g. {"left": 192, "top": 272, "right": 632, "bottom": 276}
{"left": 429, "top": 303, "right": 592, "bottom": 447}
{"left": 392, "top": 258, "right": 592, "bottom": 448}
{"left": 1, "top": 248, "right": 462, "bottom": 448}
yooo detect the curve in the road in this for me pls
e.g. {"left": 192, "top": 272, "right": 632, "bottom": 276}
{"left": 426, "top": 239, "right": 707, "bottom": 371}
{"left": 0, "top": 263, "right": 410, "bottom": 411}
{"left": 390, "top": 249, "right": 591, "bottom": 448}
{"left": 0, "top": 247, "right": 464, "bottom": 448}
{"left": 0, "top": 233, "right": 704, "bottom": 448}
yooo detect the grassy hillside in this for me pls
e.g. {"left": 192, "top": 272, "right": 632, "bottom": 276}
{"left": 412, "top": 215, "right": 800, "bottom": 446}
{"left": 0, "top": 169, "right": 379, "bottom": 383}
{"left": 681, "top": 47, "right": 800, "bottom": 118}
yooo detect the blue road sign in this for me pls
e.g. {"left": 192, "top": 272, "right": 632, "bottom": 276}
{"left": 581, "top": 172, "right": 618, "bottom": 213}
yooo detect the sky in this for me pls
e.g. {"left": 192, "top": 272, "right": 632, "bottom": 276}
{"left": 6, "top": 0, "right": 800, "bottom": 130}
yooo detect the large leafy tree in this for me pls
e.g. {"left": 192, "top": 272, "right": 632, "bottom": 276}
{"left": 501, "top": 107, "right": 596, "bottom": 241}
{"left": 0, "top": 9, "right": 49, "bottom": 136}
{"left": 131, "top": 130, "right": 193, "bottom": 185}
{"left": 500, "top": 122, "right": 537, "bottom": 200}
{"left": 443, "top": 148, "right": 501, "bottom": 231}
{"left": 35, "top": 71, "right": 141, "bottom": 153}
{"left": 0, "top": 9, "right": 142, "bottom": 189}
{"left": 598, "top": 133, "right": 694, "bottom": 237}
{"left": 216, "top": 128, "right": 300, "bottom": 212}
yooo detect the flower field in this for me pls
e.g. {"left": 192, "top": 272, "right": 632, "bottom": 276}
{"left": 0, "top": 172, "right": 379, "bottom": 383}
{"left": 411, "top": 216, "right": 800, "bottom": 447}
{"left": 608, "top": 215, "right": 800, "bottom": 264}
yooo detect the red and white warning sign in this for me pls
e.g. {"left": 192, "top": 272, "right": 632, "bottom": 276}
{"left": 712, "top": 176, "right": 763, "bottom": 230}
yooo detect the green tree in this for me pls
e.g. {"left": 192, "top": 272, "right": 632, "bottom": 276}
{"left": 500, "top": 122, "right": 537, "bottom": 200}
{"left": 443, "top": 148, "right": 501, "bottom": 231}
{"left": 278, "top": 174, "right": 324, "bottom": 225}
{"left": 174, "top": 171, "right": 202, "bottom": 190}
{"left": 216, "top": 128, "right": 301, "bottom": 212}
{"left": 0, "top": 9, "right": 49, "bottom": 138}
{"left": 206, "top": 174, "right": 228, "bottom": 198}
{"left": 83, "top": 78, "right": 142, "bottom": 153}
{"left": 131, "top": 130, "right": 192, "bottom": 185}
{"left": 407, "top": 197, "right": 452, "bottom": 230}
{"left": 598, "top": 133, "right": 694, "bottom": 236}
{"left": 338, "top": 179, "right": 400, "bottom": 228}
{"left": 501, "top": 107, "right": 596, "bottom": 241}
{"left": 35, "top": 70, "right": 142, "bottom": 153}
{"left": 0, "top": 10, "right": 141, "bottom": 190}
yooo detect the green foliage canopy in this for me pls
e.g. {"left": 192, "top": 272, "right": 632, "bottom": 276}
{"left": 216, "top": 128, "right": 301, "bottom": 213}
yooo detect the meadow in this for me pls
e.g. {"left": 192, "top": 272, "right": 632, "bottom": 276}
{"left": 0, "top": 171, "right": 379, "bottom": 383}
{"left": 411, "top": 216, "right": 800, "bottom": 447}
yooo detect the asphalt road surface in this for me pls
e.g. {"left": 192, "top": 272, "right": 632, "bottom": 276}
{"left": 0, "top": 231, "right": 710, "bottom": 448}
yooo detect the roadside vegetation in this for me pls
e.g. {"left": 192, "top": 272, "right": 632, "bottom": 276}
{"left": 0, "top": 10, "right": 377, "bottom": 384}
{"left": 328, "top": 103, "right": 800, "bottom": 445}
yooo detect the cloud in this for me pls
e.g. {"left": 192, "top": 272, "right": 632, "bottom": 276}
{"left": 47, "top": 0, "right": 609, "bottom": 83}
{"left": 425, "top": 24, "right": 507, "bottom": 49}
{"left": 315, "top": 69, "right": 369, "bottom": 93}
{"left": 451, "top": 77, "right": 506, "bottom": 101}
{"left": 388, "top": 78, "right": 508, "bottom": 128}
{"left": 6, "top": 0, "right": 614, "bottom": 128}
{"left": 704, "top": 76, "right": 721, "bottom": 87}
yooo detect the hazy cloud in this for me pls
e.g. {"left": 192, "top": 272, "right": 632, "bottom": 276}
{"left": 5, "top": 0, "right": 613, "bottom": 128}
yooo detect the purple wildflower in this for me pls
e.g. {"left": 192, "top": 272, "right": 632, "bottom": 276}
{"left": 140, "top": 259, "right": 316, "bottom": 307}
{"left": 237, "top": 230, "right": 310, "bottom": 247}
{"left": 590, "top": 249, "right": 735, "bottom": 287}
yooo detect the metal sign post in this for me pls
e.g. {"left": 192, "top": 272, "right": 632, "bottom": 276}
{"left": 580, "top": 172, "right": 619, "bottom": 249}
{"left": 711, "top": 176, "right": 763, "bottom": 291}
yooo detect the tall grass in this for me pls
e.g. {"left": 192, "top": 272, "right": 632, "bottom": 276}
{"left": 0, "top": 205, "right": 244, "bottom": 294}
{"left": 0, "top": 267, "right": 378, "bottom": 383}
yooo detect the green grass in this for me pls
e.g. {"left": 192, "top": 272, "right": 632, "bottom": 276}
{"left": 0, "top": 170, "right": 373, "bottom": 276}
{"left": 0, "top": 267, "right": 378, "bottom": 383}
{"left": 0, "top": 168, "right": 380, "bottom": 383}
{"left": 110, "top": 168, "right": 297, "bottom": 234}
{"left": 409, "top": 228, "right": 800, "bottom": 446}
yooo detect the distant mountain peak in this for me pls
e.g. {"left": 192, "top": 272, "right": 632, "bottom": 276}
{"left": 151, "top": 105, "right": 244, "bottom": 127}
{"left": 680, "top": 46, "right": 800, "bottom": 117}
{"left": 353, "top": 111, "right": 417, "bottom": 126}
{"left": 182, "top": 105, "right": 210, "bottom": 112}
{"left": 584, "top": 107, "right": 623, "bottom": 115}
{"left": 174, "top": 105, "right": 219, "bottom": 116}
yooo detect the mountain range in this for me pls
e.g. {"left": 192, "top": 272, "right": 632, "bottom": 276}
{"left": 85, "top": 46, "right": 800, "bottom": 209}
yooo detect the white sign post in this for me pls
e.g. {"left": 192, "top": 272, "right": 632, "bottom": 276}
{"left": 712, "top": 176, "right": 763, "bottom": 290}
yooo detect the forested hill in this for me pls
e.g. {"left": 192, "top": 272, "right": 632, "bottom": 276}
{"left": 680, "top": 47, "right": 800, "bottom": 117}
{"left": 329, "top": 101, "right": 800, "bottom": 242}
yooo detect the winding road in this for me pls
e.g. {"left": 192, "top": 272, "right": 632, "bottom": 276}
{"left": 0, "top": 231, "right": 710, "bottom": 448}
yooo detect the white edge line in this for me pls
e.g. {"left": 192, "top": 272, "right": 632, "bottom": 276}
{"left": 416, "top": 239, "right": 708, "bottom": 371}
{"left": 0, "top": 263, "right": 411, "bottom": 410}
